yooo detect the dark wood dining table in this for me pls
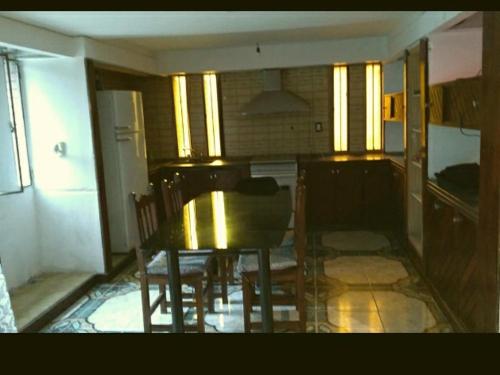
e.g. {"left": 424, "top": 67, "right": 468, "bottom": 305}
{"left": 140, "top": 188, "right": 292, "bottom": 333}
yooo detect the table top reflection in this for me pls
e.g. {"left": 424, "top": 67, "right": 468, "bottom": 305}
{"left": 141, "top": 189, "right": 292, "bottom": 253}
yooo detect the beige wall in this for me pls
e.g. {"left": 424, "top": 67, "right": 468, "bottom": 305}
{"left": 220, "top": 66, "right": 332, "bottom": 156}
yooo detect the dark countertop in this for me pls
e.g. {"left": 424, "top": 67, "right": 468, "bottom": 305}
{"left": 148, "top": 156, "right": 252, "bottom": 173}
{"left": 148, "top": 152, "right": 406, "bottom": 173}
{"left": 298, "top": 152, "right": 405, "bottom": 168}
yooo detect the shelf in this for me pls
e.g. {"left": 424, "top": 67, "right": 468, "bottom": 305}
{"left": 411, "top": 192, "right": 422, "bottom": 204}
{"left": 411, "top": 161, "right": 422, "bottom": 169}
{"left": 411, "top": 128, "right": 421, "bottom": 133}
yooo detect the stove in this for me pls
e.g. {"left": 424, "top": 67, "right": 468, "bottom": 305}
{"left": 250, "top": 155, "right": 298, "bottom": 215}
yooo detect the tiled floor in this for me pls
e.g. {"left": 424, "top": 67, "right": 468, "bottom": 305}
{"left": 41, "top": 230, "right": 452, "bottom": 333}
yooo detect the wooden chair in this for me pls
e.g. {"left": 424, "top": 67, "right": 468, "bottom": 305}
{"left": 238, "top": 174, "right": 307, "bottom": 332}
{"left": 132, "top": 191, "right": 214, "bottom": 333}
{"left": 160, "top": 178, "right": 229, "bottom": 309}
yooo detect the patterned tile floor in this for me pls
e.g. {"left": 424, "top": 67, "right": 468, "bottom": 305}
{"left": 42, "top": 230, "right": 453, "bottom": 333}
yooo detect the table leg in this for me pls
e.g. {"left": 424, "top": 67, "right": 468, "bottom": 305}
{"left": 166, "top": 250, "right": 184, "bottom": 333}
{"left": 257, "top": 248, "right": 273, "bottom": 333}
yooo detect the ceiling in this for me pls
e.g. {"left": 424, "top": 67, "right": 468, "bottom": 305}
{"left": 0, "top": 11, "right": 423, "bottom": 52}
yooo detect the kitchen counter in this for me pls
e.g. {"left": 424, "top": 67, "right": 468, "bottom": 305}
{"left": 298, "top": 152, "right": 405, "bottom": 168}
{"left": 149, "top": 153, "right": 405, "bottom": 173}
{"left": 148, "top": 156, "right": 252, "bottom": 173}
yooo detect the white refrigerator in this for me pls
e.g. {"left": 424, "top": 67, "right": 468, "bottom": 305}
{"left": 97, "top": 90, "right": 149, "bottom": 254}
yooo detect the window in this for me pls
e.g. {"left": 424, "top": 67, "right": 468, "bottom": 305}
{"left": 172, "top": 75, "right": 192, "bottom": 157}
{"left": 333, "top": 65, "right": 348, "bottom": 152}
{"left": 203, "top": 73, "right": 222, "bottom": 157}
{"left": 0, "top": 55, "right": 31, "bottom": 194}
{"left": 366, "top": 62, "right": 382, "bottom": 151}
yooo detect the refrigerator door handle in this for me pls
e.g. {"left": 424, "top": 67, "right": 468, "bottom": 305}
{"left": 116, "top": 136, "right": 132, "bottom": 142}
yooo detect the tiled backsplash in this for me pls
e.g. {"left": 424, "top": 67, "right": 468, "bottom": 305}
{"left": 96, "top": 64, "right": 369, "bottom": 161}
{"left": 220, "top": 66, "right": 331, "bottom": 156}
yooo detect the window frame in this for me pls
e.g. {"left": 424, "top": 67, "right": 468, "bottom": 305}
{"left": 332, "top": 64, "right": 349, "bottom": 153}
{"left": 202, "top": 72, "right": 224, "bottom": 158}
{"left": 0, "top": 54, "right": 31, "bottom": 196}
{"left": 365, "top": 62, "right": 384, "bottom": 152}
{"left": 171, "top": 74, "right": 193, "bottom": 158}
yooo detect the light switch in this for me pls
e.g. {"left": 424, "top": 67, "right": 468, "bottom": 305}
{"left": 315, "top": 122, "right": 323, "bottom": 132}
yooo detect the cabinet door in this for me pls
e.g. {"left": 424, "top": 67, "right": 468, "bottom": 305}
{"left": 332, "top": 163, "right": 364, "bottom": 227}
{"left": 362, "top": 162, "right": 392, "bottom": 229}
{"left": 211, "top": 167, "right": 247, "bottom": 191}
{"left": 425, "top": 195, "right": 458, "bottom": 311}
{"left": 305, "top": 164, "right": 335, "bottom": 228}
{"left": 182, "top": 169, "right": 212, "bottom": 201}
{"left": 454, "top": 213, "right": 481, "bottom": 330}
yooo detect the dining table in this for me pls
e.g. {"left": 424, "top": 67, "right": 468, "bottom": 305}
{"left": 140, "top": 188, "right": 292, "bottom": 333}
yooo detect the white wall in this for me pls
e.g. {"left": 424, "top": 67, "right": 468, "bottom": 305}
{"left": 429, "top": 28, "right": 483, "bottom": 84}
{"left": 427, "top": 26, "right": 482, "bottom": 178}
{"left": 0, "top": 189, "right": 40, "bottom": 289}
{"left": 22, "top": 57, "right": 105, "bottom": 274}
{"left": 428, "top": 125, "right": 481, "bottom": 177}
{"left": 156, "top": 36, "right": 388, "bottom": 74}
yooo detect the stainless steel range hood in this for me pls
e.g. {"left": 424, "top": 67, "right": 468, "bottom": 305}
{"left": 241, "top": 69, "right": 310, "bottom": 116}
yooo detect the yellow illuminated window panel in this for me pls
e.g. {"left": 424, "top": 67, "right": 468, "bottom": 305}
{"left": 333, "top": 65, "right": 348, "bottom": 152}
{"left": 183, "top": 200, "right": 198, "bottom": 249}
{"left": 172, "top": 75, "right": 192, "bottom": 157}
{"left": 203, "top": 73, "right": 222, "bottom": 157}
{"left": 366, "top": 63, "right": 382, "bottom": 151}
{"left": 211, "top": 191, "right": 228, "bottom": 249}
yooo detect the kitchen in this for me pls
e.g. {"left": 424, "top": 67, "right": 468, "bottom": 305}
{"left": 0, "top": 11, "right": 498, "bottom": 333}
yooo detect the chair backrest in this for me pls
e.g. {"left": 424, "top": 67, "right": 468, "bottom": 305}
{"left": 294, "top": 173, "right": 307, "bottom": 268}
{"left": 132, "top": 191, "right": 159, "bottom": 275}
{"left": 132, "top": 192, "right": 159, "bottom": 244}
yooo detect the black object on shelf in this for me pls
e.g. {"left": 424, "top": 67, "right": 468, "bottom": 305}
{"left": 235, "top": 177, "right": 280, "bottom": 195}
{"left": 435, "top": 163, "right": 480, "bottom": 193}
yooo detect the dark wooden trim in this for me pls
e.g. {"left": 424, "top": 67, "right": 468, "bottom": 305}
{"left": 477, "top": 11, "right": 500, "bottom": 332}
{"left": 85, "top": 59, "right": 112, "bottom": 274}
{"left": 20, "top": 274, "right": 104, "bottom": 333}
{"left": 106, "top": 250, "right": 136, "bottom": 280}
{"left": 426, "top": 181, "right": 478, "bottom": 223}
{"left": 328, "top": 65, "right": 334, "bottom": 153}
{"left": 404, "top": 240, "right": 466, "bottom": 333}
{"left": 216, "top": 73, "right": 226, "bottom": 158}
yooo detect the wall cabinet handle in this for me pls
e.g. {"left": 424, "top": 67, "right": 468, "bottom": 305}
{"left": 433, "top": 202, "right": 441, "bottom": 211}
{"left": 364, "top": 169, "right": 368, "bottom": 174}
{"left": 452, "top": 214, "right": 463, "bottom": 224}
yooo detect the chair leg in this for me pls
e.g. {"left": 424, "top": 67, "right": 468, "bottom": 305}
{"left": 206, "top": 259, "right": 215, "bottom": 314}
{"left": 227, "top": 256, "right": 235, "bottom": 284}
{"left": 159, "top": 283, "right": 168, "bottom": 314}
{"left": 242, "top": 275, "right": 252, "bottom": 333}
{"left": 139, "top": 276, "right": 152, "bottom": 333}
{"left": 195, "top": 279, "right": 205, "bottom": 333}
{"left": 219, "top": 256, "right": 229, "bottom": 304}
{"left": 296, "top": 269, "right": 306, "bottom": 332}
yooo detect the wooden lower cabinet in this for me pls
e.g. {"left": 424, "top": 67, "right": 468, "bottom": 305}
{"left": 149, "top": 164, "right": 250, "bottom": 219}
{"left": 304, "top": 160, "right": 396, "bottom": 229}
{"left": 424, "top": 189, "right": 482, "bottom": 331}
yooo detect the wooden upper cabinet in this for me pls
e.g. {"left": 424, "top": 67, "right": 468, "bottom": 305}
{"left": 429, "top": 76, "right": 481, "bottom": 129}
